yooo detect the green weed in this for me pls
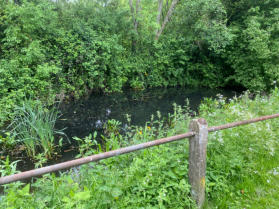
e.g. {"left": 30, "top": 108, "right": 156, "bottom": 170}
{"left": 8, "top": 100, "right": 66, "bottom": 159}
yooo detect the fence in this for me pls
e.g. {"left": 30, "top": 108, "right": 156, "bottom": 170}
{"left": 1, "top": 113, "right": 279, "bottom": 208}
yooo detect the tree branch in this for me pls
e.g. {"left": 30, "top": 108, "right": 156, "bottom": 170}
{"left": 155, "top": 0, "right": 179, "bottom": 40}
{"left": 134, "top": 0, "right": 141, "bottom": 33}
{"left": 156, "top": 0, "right": 163, "bottom": 34}
{"left": 129, "top": 0, "right": 141, "bottom": 52}
{"left": 129, "top": 0, "right": 135, "bottom": 23}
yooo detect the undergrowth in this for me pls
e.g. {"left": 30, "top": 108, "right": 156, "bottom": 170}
{"left": 1, "top": 89, "right": 279, "bottom": 208}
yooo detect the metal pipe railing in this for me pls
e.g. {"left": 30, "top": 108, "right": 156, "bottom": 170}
{"left": 0, "top": 132, "right": 195, "bottom": 185}
{"left": 0, "top": 113, "right": 279, "bottom": 186}
{"left": 208, "top": 113, "right": 279, "bottom": 132}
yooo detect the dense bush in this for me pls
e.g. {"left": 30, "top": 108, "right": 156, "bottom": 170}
{"left": 0, "top": 0, "right": 278, "bottom": 124}
{"left": 225, "top": 5, "right": 279, "bottom": 90}
{"left": 0, "top": 0, "right": 128, "bottom": 124}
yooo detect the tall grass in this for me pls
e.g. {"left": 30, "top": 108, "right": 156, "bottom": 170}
{"left": 8, "top": 100, "right": 65, "bottom": 159}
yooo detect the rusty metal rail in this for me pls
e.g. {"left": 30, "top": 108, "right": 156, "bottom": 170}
{"left": 0, "top": 113, "right": 279, "bottom": 186}
{"left": 208, "top": 113, "right": 279, "bottom": 132}
{"left": 0, "top": 132, "right": 195, "bottom": 185}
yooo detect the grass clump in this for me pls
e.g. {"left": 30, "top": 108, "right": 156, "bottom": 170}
{"left": 1, "top": 89, "right": 279, "bottom": 208}
{"left": 8, "top": 100, "right": 65, "bottom": 159}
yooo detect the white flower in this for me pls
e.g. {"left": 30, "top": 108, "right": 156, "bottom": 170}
{"left": 217, "top": 137, "right": 224, "bottom": 144}
{"left": 268, "top": 167, "right": 279, "bottom": 176}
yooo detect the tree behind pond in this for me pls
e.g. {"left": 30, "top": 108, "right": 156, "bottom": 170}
{"left": 0, "top": 0, "right": 278, "bottom": 124}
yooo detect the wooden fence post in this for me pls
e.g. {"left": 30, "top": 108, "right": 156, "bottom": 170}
{"left": 188, "top": 118, "right": 208, "bottom": 208}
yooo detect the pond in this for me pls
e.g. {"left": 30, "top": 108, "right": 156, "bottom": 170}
{"left": 57, "top": 87, "right": 239, "bottom": 140}
{"left": 15, "top": 87, "right": 240, "bottom": 172}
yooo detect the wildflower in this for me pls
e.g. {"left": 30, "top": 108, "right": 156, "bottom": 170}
{"left": 217, "top": 137, "right": 224, "bottom": 144}
{"left": 267, "top": 179, "right": 270, "bottom": 183}
{"left": 266, "top": 123, "right": 270, "bottom": 130}
{"left": 147, "top": 126, "right": 151, "bottom": 130}
{"left": 138, "top": 131, "right": 142, "bottom": 135}
{"left": 268, "top": 167, "right": 279, "bottom": 176}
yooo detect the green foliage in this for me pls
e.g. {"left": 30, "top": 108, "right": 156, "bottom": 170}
{"left": 8, "top": 100, "right": 66, "bottom": 159}
{"left": 0, "top": 156, "right": 20, "bottom": 177}
{"left": 174, "top": 0, "right": 233, "bottom": 53}
{"left": 224, "top": 4, "right": 279, "bottom": 91}
{"left": 0, "top": 101, "right": 193, "bottom": 209}
{"left": 0, "top": 132, "right": 16, "bottom": 152}
{"left": 0, "top": 0, "right": 128, "bottom": 124}
{"left": 1, "top": 0, "right": 279, "bottom": 207}
{"left": 1, "top": 90, "right": 279, "bottom": 207}
{"left": 73, "top": 131, "right": 100, "bottom": 158}
{"left": 103, "top": 119, "right": 122, "bottom": 136}
{"left": 200, "top": 88, "right": 279, "bottom": 208}
{"left": 1, "top": 0, "right": 279, "bottom": 124}
{"left": 0, "top": 0, "right": 62, "bottom": 124}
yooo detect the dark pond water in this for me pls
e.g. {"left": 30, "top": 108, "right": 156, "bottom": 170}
{"left": 57, "top": 87, "right": 239, "bottom": 140}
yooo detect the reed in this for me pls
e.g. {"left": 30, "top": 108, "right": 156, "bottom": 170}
{"left": 8, "top": 100, "right": 65, "bottom": 159}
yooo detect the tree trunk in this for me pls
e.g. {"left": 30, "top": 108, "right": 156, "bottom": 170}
{"left": 155, "top": 0, "right": 179, "bottom": 40}
{"left": 129, "top": 0, "right": 135, "bottom": 26}
{"left": 156, "top": 0, "right": 163, "bottom": 34}
{"left": 129, "top": 0, "right": 141, "bottom": 52}
{"left": 134, "top": 0, "right": 141, "bottom": 33}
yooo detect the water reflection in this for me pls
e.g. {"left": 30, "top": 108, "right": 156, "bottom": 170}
{"left": 56, "top": 87, "right": 239, "bottom": 140}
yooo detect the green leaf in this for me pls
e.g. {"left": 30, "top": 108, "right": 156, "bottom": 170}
{"left": 18, "top": 184, "right": 30, "bottom": 196}
{"left": 74, "top": 191, "right": 91, "bottom": 201}
{"left": 111, "top": 188, "right": 123, "bottom": 198}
